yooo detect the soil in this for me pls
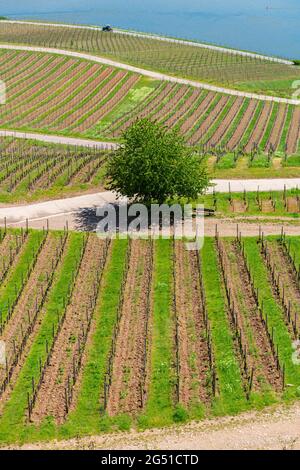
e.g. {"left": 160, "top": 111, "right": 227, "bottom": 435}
{"left": 30, "top": 235, "right": 106, "bottom": 424}
{"left": 227, "top": 100, "right": 258, "bottom": 150}
{"left": 287, "top": 107, "right": 300, "bottom": 155}
{"left": 221, "top": 240, "right": 282, "bottom": 392}
{"left": 107, "top": 240, "right": 153, "bottom": 416}
{"left": 244, "top": 102, "right": 273, "bottom": 153}
{"left": 174, "top": 241, "right": 210, "bottom": 408}
{"left": 207, "top": 97, "right": 244, "bottom": 147}
{"left": 180, "top": 91, "right": 215, "bottom": 135}
{"left": 267, "top": 241, "right": 300, "bottom": 331}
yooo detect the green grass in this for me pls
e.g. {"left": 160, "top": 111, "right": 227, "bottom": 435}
{"left": 0, "top": 232, "right": 83, "bottom": 444}
{"left": 199, "top": 189, "right": 300, "bottom": 218}
{"left": 0, "top": 230, "right": 45, "bottom": 323}
{"left": 63, "top": 239, "right": 129, "bottom": 436}
{"left": 243, "top": 238, "right": 300, "bottom": 398}
{"left": 140, "top": 239, "right": 176, "bottom": 428}
{"left": 200, "top": 238, "right": 246, "bottom": 415}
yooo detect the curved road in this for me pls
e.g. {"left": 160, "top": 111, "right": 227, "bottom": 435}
{"left": 0, "top": 129, "right": 118, "bottom": 150}
{"left": 0, "top": 44, "right": 298, "bottom": 105}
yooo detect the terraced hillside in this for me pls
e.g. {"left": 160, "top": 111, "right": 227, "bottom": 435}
{"left": 0, "top": 136, "right": 108, "bottom": 203}
{"left": 1, "top": 21, "right": 300, "bottom": 98}
{"left": 0, "top": 49, "right": 299, "bottom": 157}
{"left": 0, "top": 229, "right": 299, "bottom": 445}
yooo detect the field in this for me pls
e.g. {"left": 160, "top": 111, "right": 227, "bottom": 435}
{"left": 200, "top": 187, "right": 300, "bottom": 217}
{"left": 0, "top": 136, "right": 108, "bottom": 203}
{"left": 1, "top": 21, "right": 300, "bottom": 98}
{"left": 0, "top": 229, "right": 299, "bottom": 445}
{"left": 0, "top": 48, "right": 300, "bottom": 159}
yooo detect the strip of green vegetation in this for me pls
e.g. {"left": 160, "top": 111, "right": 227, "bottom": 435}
{"left": 200, "top": 238, "right": 245, "bottom": 414}
{"left": 221, "top": 98, "right": 250, "bottom": 147}
{"left": 140, "top": 239, "right": 176, "bottom": 428}
{"left": 239, "top": 101, "right": 264, "bottom": 148}
{"left": 260, "top": 102, "right": 279, "bottom": 150}
{"left": 279, "top": 106, "right": 293, "bottom": 153}
{"left": 92, "top": 77, "right": 159, "bottom": 136}
{"left": 0, "top": 232, "right": 83, "bottom": 445}
{"left": 201, "top": 97, "right": 235, "bottom": 145}
{"left": 0, "top": 230, "right": 44, "bottom": 323}
{"left": 243, "top": 238, "right": 300, "bottom": 398}
{"left": 64, "top": 239, "right": 129, "bottom": 436}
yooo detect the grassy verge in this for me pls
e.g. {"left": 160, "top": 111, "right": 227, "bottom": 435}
{"left": 140, "top": 239, "right": 176, "bottom": 428}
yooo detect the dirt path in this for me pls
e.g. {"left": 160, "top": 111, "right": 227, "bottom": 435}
{"left": 107, "top": 240, "right": 153, "bottom": 416}
{"left": 174, "top": 242, "right": 210, "bottom": 408}
{"left": 5, "top": 401, "right": 300, "bottom": 450}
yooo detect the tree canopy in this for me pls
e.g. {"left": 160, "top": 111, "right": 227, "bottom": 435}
{"left": 106, "top": 118, "right": 209, "bottom": 203}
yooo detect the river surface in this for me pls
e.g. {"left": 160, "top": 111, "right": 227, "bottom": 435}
{"left": 1, "top": 0, "right": 300, "bottom": 58}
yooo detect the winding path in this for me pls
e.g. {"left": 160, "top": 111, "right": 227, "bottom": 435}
{"left": 0, "top": 44, "right": 299, "bottom": 105}
{"left": 0, "top": 129, "right": 118, "bottom": 149}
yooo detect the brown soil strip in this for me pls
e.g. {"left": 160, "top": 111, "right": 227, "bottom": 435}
{"left": 286, "top": 197, "right": 300, "bottom": 213}
{"left": 31, "top": 63, "right": 102, "bottom": 127}
{"left": 227, "top": 100, "right": 259, "bottom": 150}
{"left": 113, "top": 83, "right": 176, "bottom": 136}
{"left": 267, "top": 105, "right": 288, "bottom": 151}
{"left": 286, "top": 107, "right": 300, "bottom": 155}
{"left": 244, "top": 102, "right": 273, "bottom": 153}
{"left": 261, "top": 199, "right": 275, "bottom": 213}
{"left": 174, "top": 242, "right": 210, "bottom": 408}
{"left": 31, "top": 236, "right": 106, "bottom": 425}
{"left": 41, "top": 67, "right": 113, "bottom": 128}
{"left": 164, "top": 89, "right": 202, "bottom": 128}
{"left": 150, "top": 86, "right": 190, "bottom": 122}
{"left": 221, "top": 240, "right": 282, "bottom": 393}
{"left": 180, "top": 92, "right": 215, "bottom": 135}
{"left": 189, "top": 96, "right": 229, "bottom": 145}
{"left": 13, "top": 62, "right": 88, "bottom": 127}
{"left": 107, "top": 240, "right": 153, "bottom": 416}
{"left": 74, "top": 74, "right": 139, "bottom": 133}
{"left": 206, "top": 97, "right": 244, "bottom": 147}
{"left": 54, "top": 68, "right": 119, "bottom": 130}
{"left": 267, "top": 241, "right": 300, "bottom": 331}
{"left": 0, "top": 233, "right": 64, "bottom": 387}
{"left": 5, "top": 57, "right": 65, "bottom": 106}
{"left": 231, "top": 200, "right": 247, "bottom": 213}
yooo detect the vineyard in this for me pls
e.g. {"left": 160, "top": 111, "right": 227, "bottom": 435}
{"left": 1, "top": 21, "right": 300, "bottom": 98}
{"left": 0, "top": 136, "right": 108, "bottom": 203}
{"left": 0, "top": 229, "right": 300, "bottom": 444}
{"left": 0, "top": 48, "right": 300, "bottom": 159}
{"left": 0, "top": 49, "right": 143, "bottom": 137}
{"left": 201, "top": 187, "right": 300, "bottom": 216}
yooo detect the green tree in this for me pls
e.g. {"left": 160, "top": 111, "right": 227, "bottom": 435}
{"left": 106, "top": 119, "right": 209, "bottom": 203}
